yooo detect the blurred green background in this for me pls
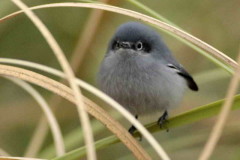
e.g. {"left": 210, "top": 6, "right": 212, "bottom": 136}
{"left": 0, "top": 0, "right": 240, "bottom": 159}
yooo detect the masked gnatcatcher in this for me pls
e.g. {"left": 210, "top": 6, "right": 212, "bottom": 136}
{"left": 97, "top": 22, "right": 198, "bottom": 134}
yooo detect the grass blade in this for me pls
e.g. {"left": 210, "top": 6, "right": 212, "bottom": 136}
{"left": 51, "top": 94, "right": 240, "bottom": 160}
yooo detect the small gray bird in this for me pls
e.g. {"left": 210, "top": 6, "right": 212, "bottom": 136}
{"left": 97, "top": 22, "right": 198, "bottom": 134}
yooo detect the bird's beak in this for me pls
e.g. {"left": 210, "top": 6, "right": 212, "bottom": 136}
{"left": 120, "top": 41, "right": 132, "bottom": 49}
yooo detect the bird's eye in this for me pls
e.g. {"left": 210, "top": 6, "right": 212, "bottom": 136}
{"left": 112, "top": 41, "right": 120, "bottom": 50}
{"left": 135, "top": 41, "right": 143, "bottom": 51}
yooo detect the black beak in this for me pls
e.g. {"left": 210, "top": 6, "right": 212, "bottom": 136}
{"left": 120, "top": 42, "right": 132, "bottom": 49}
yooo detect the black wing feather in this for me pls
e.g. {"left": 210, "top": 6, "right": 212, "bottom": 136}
{"left": 177, "top": 70, "right": 198, "bottom": 91}
{"left": 167, "top": 64, "right": 198, "bottom": 91}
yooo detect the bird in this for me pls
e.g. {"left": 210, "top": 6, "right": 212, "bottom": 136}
{"left": 97, "top": 22, "right": 198, "bottom": 134}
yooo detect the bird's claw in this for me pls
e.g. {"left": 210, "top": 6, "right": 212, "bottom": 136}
{"left": 157, "top": 111, "right": 169, "bottom": 132}
{"left": 128, "top": 125, "right": 143, "bottom": 141}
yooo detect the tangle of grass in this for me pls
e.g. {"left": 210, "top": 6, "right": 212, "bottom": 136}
{"left": 4, "top": 77, "right": 65, "bottom": 157}
{"left": 51, "top": 94, "right": 240, "bottom": 160}
{"left": 0, "top": 63, "right": 152, "bottom": 160}
{"left": 10, "top": 0, "right": 96, "bottom": 159}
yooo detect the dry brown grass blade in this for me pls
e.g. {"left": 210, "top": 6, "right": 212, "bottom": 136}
{"left": 198, "top": 47, "right": 240, "bottom": 160}
{"left": 0, "top": 64, "right": 152, "bottom": 160}
{"left": 10, "top": 0, "right": 95, "bottom": 159}
{"left": 0, "top": 2, "right": 238, "bottom": 70}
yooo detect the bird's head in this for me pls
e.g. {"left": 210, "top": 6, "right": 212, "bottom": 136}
{"left": 107, "top": 22, "right": 171, "bottom": 60}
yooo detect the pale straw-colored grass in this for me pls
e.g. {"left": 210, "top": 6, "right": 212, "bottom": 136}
{"left": 10, "top": 0, "right": 96, "bottom": 159}
{"left": 198, "top": 47, "right": 240, "bottom": 160}
{"left": 3, "top": 77, "right": 65, "bottom": 157}
{"left": 0, "top": 63, "right": 152, "bottom": 160}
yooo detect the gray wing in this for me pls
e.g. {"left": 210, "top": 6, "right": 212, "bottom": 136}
{"left": 167, "top": 64, "right": 198, "bottom": 91}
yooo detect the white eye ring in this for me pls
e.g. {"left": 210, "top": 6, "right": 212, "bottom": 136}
{"left": 135, "top": 41, "right": 143, "bottom": 50}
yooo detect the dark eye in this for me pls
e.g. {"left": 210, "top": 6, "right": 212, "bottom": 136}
{"left": 112, "top": 41, "right": 120, "bottom": 50}
{"left": 135, "top": 41, "right": 143, "bottom": 51}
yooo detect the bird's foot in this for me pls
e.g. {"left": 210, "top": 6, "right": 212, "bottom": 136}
{"left": 128, "top": 125, "right": 142, "bottom": 141}
{"left": 128, "top": 125, "right": 137, "bottom": 135}
{"left": 157, "top": 111, "right": 169, "bottom": 132}
{"left": 128, "top": 115, "right": 142, "bottom": 141}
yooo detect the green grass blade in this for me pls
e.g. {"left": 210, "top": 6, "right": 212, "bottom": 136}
{"left": 51, "top": 94, "right": 240, "bottom": 160}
